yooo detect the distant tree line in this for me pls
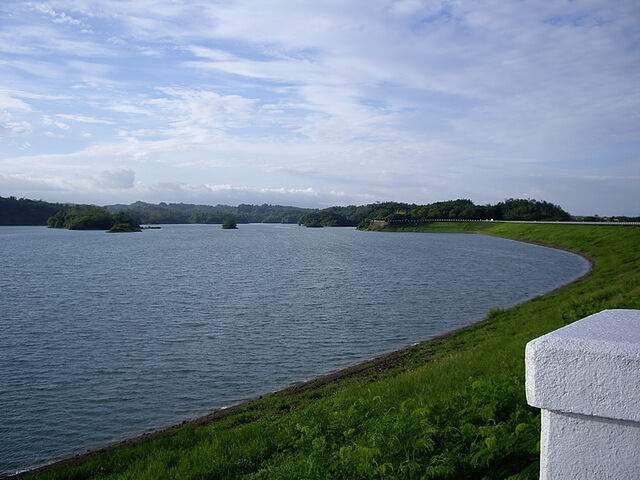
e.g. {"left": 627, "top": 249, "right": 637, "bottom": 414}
{"left": 300, "top": 199, "right": 574, "bottom": 227}
{"left": 0, "top": 196, "right": 66, "bottom": 225}
{"left": 106, "top": 201, "right": 314, "bottom": 225}
{"left": 410, "top": 198, "right": 573, "bottom": 222}
{"left": 2, "top": 195, "right": 637, "bottom": 228}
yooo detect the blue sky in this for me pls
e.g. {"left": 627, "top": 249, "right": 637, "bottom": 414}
{"left": 1, "top": 1, "right": 638, "bottom": 215}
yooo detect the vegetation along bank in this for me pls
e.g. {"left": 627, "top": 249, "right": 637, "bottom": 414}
{"left": 11, "top": 222, "right": 639, "bottom": 480}
{"left": 4, "top": 195, "right": 638, "bottom": 228}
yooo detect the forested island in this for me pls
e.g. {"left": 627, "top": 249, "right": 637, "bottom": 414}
{"left": 1, "top": 195, "right": 638, "bottom": 228}
{"left": 222, "top": 218, "right": 238, "bottom": 229}
{"left": 46, "top": 205, "right": 141, "bottom": 232}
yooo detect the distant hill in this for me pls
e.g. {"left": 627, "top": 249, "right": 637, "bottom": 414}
{"left": 105, "top": 201, "right": 317, "bottom": 224}
{"left": 0, "top": 196, "right": 67, "bottom": 226}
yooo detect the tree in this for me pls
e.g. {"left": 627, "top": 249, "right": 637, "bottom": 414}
{"left": 496, "top": 199, "right": 571, "bottom": 221}
{"left": 222, "top": 218, "right": 237, "bottom": 229}
{"left": 107, "top": 223, "right": 141, "bottom": 233}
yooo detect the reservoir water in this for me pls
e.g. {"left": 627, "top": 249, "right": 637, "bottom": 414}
{"left": 0, "top": 224, "right": 590, "bottom": 475}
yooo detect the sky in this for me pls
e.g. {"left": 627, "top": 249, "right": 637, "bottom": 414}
{"left": 1, "top": 1, "right": 639, "bottom": 215}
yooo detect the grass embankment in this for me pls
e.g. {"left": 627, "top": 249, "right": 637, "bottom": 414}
{"left": 17, "top": 224, "right": 639, "bottom": 480}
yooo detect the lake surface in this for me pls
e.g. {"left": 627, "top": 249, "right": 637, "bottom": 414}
{"left": 0, "top": 224, "right": 590, "bottom": 475}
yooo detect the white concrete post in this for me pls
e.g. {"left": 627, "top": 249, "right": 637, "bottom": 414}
{"left": 525, "top": 309, "right": 640, "bottom": 479}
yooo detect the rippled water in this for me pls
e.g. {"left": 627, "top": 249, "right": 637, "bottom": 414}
{"left": 0, "top": 224, "right": 590, "bottom": 475}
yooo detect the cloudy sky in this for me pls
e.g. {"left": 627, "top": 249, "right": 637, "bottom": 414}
{"left": 1, "top": 1, "right": 638, "bottom": 215}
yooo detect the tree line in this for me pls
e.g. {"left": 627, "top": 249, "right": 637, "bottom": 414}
{"left": 2, "top": 195, "right": 637, "bottom": 228}
{"left": 0, "top": 196, "right": 66, "bottom": 225}
{"left": 105, "top": 201, "right": 314, "bottom": 225}
{"left": 300, "top": 198, "right": 574, "bottom": 227}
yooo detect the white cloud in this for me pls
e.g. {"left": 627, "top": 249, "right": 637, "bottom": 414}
{"left": 0, "top": 111, "right": 32, "bottom": 137}
{"left": 42, "top": 116, "right": 69, "bottom": 130}
{"left": 56, "top": 114, "right": 116, "bottom": 124}
{"left": 106, "top": 104, "right": 154, "bottom": 116}
{"left": 203, "top": 183, "right": 318, "bottom": 197}
{"left": 0, "top": 0, "right": 638, "bottom": 215}
{"left": 186, "top": 46, "right": 236, "bottom": 62}
{"left": 0, "top": 22, "right": 114, "bottom": 58}
{"left": 0, "top": 89, "right": 32, "bottom": 111}
{"left": 30, "top": 4, "right": 82, "bottom": 26}
{"left": 43, "top": 131, "right": 63, "bottom": 138}
{"left": 134, "top": 181, "right": 350, "bottom": 208}
{"left": 94, "top": 168, "right": 135, "bottom": 189}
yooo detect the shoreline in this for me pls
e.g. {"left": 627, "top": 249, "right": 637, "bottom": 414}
{"left": 8, "top": 327, "right": 465, "bottom": 478}
{"left": 7, "top": 228, "right": 595, "bottom": 479}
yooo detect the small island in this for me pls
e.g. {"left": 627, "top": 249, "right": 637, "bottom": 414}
{"left": 222, "top": 218, "right": 237, "bottom": 229}
{"left": 107, "top": 222, "right": 142, "bottom": 233}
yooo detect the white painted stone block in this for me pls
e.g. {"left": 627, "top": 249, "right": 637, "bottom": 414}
{"left": 525, "top": 309, "right": 640, "bottom": 480}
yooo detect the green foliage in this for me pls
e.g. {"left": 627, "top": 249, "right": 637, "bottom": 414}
{"left": 0, "top": 196, "right": 66, "bottom": 226}
{"left": 405, "top": 198, "right": 571, "bottom": 222}
{"left": 311, "top": 198, "right": 572, "bottom": 228}
{"left": 373, "top": 208, "right": 393, "bottom": 219}
{"left": 222, "top": 218, "right": 238, "bottom": 229}
{"left": 299, "top": 202, "right": 415, "bottom": 226}
{"left": 107, "top": 223, "right": 142, "bottom": 233}
{"left": 47, "top": 206, "right": 140, "bottom": 231}
{"left": 496, "top": 199, "right": 571, "bottom": 221}
{"left": 48, "top": 205, "right": 114, "bottom": 230}
{"left": 106, "top": 202, "right": 315, "bottom": 225}
{"left": 245, "top": 376, "right": 538, "bottom": 479}
{"left": 356, "top": 218, "right": 372, "bottom": 230}
{"left": 410, "top": 199, "right": 489, "bottom": 220}
{"left": 4, "top": 196, "right": 635, "bottom": 229}
{"left": 299, "top": 211, "right": 352, "bottom": 227}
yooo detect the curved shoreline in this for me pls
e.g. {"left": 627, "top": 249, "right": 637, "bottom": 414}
{"left": 10, "top": 323, "right": 484, "bottom": 478}
{"left": 7, "top": 229, "right": 594, "bottom": 479}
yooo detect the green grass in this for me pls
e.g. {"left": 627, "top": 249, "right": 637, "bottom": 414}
{"left": 18, "top": 223, "right": 639, "bottom": 480}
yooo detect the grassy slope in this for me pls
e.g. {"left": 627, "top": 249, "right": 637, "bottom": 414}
{"left": 18, "top": 224, "right": 639, "bottom": 480}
